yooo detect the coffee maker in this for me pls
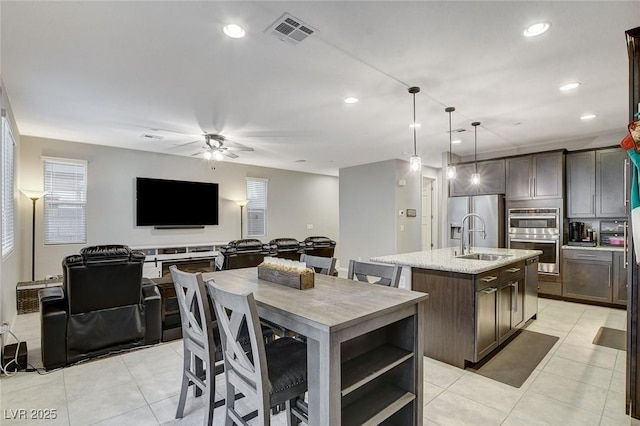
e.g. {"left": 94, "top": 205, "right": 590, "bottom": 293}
{"left": 569, "top": 221, "right": 585, "bottom": 242}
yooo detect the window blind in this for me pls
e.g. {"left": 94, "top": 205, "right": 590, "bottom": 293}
{"left": 43, "top": 158, "right": 87, "bottom": 245}
{"left": 246, "top": 178, "right": 267, "bottom": 237}
{"left": 1, "top": 115, "right": 15, "bottom": 257}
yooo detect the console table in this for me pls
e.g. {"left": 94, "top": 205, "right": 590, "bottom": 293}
{"left": 132, "top": 243, "right": 225, "bottom": 278}
{"left": 205, "top": 268, "right": 428, "bottom": 425}
{"left": 150, "top": 277, "right": 182, "bottom": 342}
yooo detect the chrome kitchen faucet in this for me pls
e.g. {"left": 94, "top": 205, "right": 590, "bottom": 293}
{"left": 460, "top": 213, "right": 487, "bottom": 255}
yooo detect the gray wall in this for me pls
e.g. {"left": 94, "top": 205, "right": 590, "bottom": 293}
{"left": 339, "top": 159, "right": 437, "bottom": 267}
{"left": 18, "top": 136, "right": 339, "bottom": 281}
{"left": 0, "top": 76, "right": 23, "bottom": 326}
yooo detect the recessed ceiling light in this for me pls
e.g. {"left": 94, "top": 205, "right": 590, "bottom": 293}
{"left": 223, "top": 24, "right": 246, "bottom": 39}
{"left": 523, "top": 22, "right": 550, "bottom": 37}
{"left": 409, "top": 123, "right": 421, "bottom": 128}
{"left": 560, "top": 82, "right": 581, "bottom": 92}
{"left": 451, "top": 139, "right": 462, "bottom": 144}
{"left": 580, "top": 113, "right": 597, "bottom": 120}
{"left": 344, "top": 97, "right": 359, "bottom": 104}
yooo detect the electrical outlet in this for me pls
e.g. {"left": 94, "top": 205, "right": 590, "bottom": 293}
{"left": 0, "top": 323, "right": 9, "bottom": 334}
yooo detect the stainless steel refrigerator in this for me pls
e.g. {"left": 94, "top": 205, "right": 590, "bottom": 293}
{"left": 447, "top": 195, "right": 505, "bottom": 249}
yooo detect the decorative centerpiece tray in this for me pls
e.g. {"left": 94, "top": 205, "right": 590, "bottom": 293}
{"left": 257, "top": 258, "right": 314, "bottom": 290}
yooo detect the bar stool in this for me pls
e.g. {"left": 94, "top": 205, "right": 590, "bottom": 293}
{"left": 206, "top": 279, "right": 308, "bottom": 425}
{"left": 347, "top": 260, "right": 401, "bottom": 287}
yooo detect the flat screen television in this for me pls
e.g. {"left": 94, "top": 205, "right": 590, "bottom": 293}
{"left": 136, "top": 177, "right": 219, "bottom": 227}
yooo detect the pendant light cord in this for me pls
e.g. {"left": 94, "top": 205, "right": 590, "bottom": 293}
{"left": 409, "top": 87, "right": 420, "bottom": 157}
{"left": 445, "top": 107, "right": 455, "bottom": 165}
{"left": 412, "top": 91, "right": 417, "bottom": 155}
{"left": 472, "top": 121, "right": 481, "bottom": 173}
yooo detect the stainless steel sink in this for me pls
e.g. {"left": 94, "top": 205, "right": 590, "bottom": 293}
{"left": 456, "top": 253, "right": 514, "bottom": 261}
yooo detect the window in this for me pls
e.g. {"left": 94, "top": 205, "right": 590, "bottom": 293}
{"left": 1, "top": 114, "right": 16, "bottom": 258}
{"left": 246, "top": 178, "right": 267, "bottom": 237}
{"left": 43, "top": 158, "right": 87, "bottom": 244}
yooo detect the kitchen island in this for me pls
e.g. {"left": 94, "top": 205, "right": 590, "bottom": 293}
{"left": 372, "top": 247, "right": 542, "bottom": 368}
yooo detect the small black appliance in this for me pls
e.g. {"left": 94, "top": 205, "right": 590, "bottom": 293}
{"left": 569, "top": 221, "right": 585, "bottom": 242}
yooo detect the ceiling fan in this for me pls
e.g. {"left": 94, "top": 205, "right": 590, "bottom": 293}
{"left": 188, "top": 134, "right": 254, "bottom": 161}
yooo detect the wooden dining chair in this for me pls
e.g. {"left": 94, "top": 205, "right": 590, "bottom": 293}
{"left": 300, "top": 253, "right": 337, "bottom": 276}
{"left": 170, "top": 266, "right": 268, "bottom": 424}
{"left": 170, "top": 266, "right": 218, "bottom": 425}
{"left": 206, "top": 280, "right": 308, "bottom": 425}
{"left": 347, "top": 260, "right": 401, "bottom": 287}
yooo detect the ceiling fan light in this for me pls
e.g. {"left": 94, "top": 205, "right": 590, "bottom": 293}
{"left": 212, "top": 150, "right": 225, "bottom": 161}
{"left": 523, "top": 22, "right": 550, "bottom": 37}
{"left": 471, "top": 173, "right": 481, "bottom": 185}
{"left": 203, "top": 150, "right": 213, "bottom": 160}
{"left": 344, "top": 97, "right": 359, "bottom": 104}
{"left": 446, "top": 165, "right": 457, "bottom": 180}
{"left": 409, "top": 155, "right": 422, "bottom": 172}
{"left": 559, "top": 82, "right": 581, "bottom": 92}
{"left": 223, "top": 24, "right": 246, "bottom": 39}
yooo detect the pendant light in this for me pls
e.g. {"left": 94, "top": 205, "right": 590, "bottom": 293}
{"left": 471, "top": 121, "right": 481, "bottom": 185}
{"left": 445, "top": 107, "right": 456, "bottom": 179}
{"left": 408, "top": 86, "right": 422, "bottom": 172}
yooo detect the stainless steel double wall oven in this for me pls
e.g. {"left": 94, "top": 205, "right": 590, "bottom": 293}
{"left": 507, "top": 208, "right": 560, "bottom": 275}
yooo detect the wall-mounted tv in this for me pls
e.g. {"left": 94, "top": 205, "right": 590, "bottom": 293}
{"left": 136, "top": 177, "right": 219, "bottom": 227}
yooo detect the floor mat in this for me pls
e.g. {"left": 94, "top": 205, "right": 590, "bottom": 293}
{"left": 593, "top": 327, "right": 626, "bottom": 351}
{"left": 467, "top": 330, "right": 559, "bottom": 388}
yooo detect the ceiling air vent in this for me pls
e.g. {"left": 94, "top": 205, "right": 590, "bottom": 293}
{"left": 266, "top": 13, "right": 316, "bottom": 45}
{"left": 141, "top": 133, "right": 163, "bottom": 141}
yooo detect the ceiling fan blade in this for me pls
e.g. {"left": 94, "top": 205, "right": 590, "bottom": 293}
{"left": 169, "top": 140, "right": 201, "bottom": 149}
{"left": 222, "top": 151, "right": 239, "bottom": 159}
{"left": 190, "top": 151, "right": 203, "bottom": 157}
{"left": 224, "top": 146, "right": 254, "bottom": 152}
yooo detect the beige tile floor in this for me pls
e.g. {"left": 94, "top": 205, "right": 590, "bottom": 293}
{"left": 1, "top": 298, "right": 638, "bottom": 425}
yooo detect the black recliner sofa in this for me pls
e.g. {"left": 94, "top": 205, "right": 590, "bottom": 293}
{"left": 39, "top": 245, "right": 162, "bottom": 370}
{"left": 268, "top": 238, "right": 303, "bottom": 260}
{"left": 302, "top": 236, "right": 336, "bottom": 258}
{"left": 215, "top": 239, "right": 270, "bottom": 270}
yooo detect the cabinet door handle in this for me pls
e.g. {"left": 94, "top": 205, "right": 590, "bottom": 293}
{"left": 577, "top": 254, "right": 597, "bottom": 257}
{"left": 505, "top": 267, "right": 521, "bottom": 273}
{"left": 624, "top": 159, "right": 629, "bottom": 207}
{"left": 593, "top": 194, "right": 596, "bottom": 214}
{"left": 624, "top": 222, "right": 628, "bottom": 268}
{"left": 608, "top": 264, "right": 612, "bottom": 287}
{"left": 510, "top": 282, "right": 518, "bottom": 312}
{"left": 481, "top": 276, "right": 498, "bottom": 282}
{"left": 481, "top": 287, "right": 497, "bottom": 294}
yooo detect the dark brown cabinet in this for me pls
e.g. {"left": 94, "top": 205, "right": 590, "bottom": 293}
{"left": 412, "top": 257, "right": 535, "bottom": 368}
{"left": 596, "top": 149, "right": 627, "bottom": 218}
{"left": 449, "top": 159, "right": 506, "bottom": 197}
{"left": 566, "top": 148, "right": 627, "bottom": 218}
{"left": 566, "top": 151, "right": 596, "bottom": 218}
{"left": 613, "top": 251, "right": 628, "bottom": 306}
{"left": 506, "top": 152, "right": 563, "bottom": 200}
{"left": 562, "top": 249, "right": 612, "bottom": 303}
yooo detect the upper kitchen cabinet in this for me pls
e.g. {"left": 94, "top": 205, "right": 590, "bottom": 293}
{"left": 596, "top": 148, "right": 627, "bottom": 217}
{"left": 566, "top": 151, "right": 596, "bottom": 217}
{"left": 449, "top": 159, "right": 505, "bottom": 197}
{"left": 505, "top": 152, "right": 564, "bottom": 200}
{"left": 566, "top": 147, "right": 627, "bottom": 218}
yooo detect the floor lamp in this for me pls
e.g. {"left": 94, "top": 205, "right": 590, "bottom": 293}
{"left": 235, "top": 200, "right": 249, "bottom": 239}
{"left": 21, "top": 189, "right": 46, "bottom": 281}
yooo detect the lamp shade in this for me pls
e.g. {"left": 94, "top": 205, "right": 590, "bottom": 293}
{"left": 20, "top": 189, "right": 47, "bottom": 200}
{"left": 235, "top": 199, "right": 249, "bottom": 207}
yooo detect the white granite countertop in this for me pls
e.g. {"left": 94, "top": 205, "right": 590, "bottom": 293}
{"left": 371, "top": 247, "right": 542, "bottom": 274}
{"left": 562, "top": 245, "right": 624, "bottom": 252}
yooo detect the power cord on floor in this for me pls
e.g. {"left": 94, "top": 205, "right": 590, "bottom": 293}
{"left": 1, "top": 330, "right": 22, "bottom": 377}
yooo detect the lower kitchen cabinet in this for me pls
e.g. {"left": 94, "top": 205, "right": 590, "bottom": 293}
{"left": 562, "top": 249, "right": 613, "bottom": 303}
{"left": 413, "top": 257, "right": 534, "bottom": 368}
{"left": 613, "top": 251, "right": 628, "bottom": 306}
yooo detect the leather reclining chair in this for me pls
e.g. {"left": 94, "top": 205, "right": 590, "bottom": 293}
{"left": 303, "top": 236, "right": 337, "bottom": 258}
{"left": 268, "top": 238, "right": 303, "bottom": 260}
{"left": 38, "top": 245, "right": 162, "bottom": 370}
{"left": 215, "top": 239, "right": 269, "bottom": 271}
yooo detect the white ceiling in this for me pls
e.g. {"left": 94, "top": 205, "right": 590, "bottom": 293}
{"left": 1, "top": 1, "right": 639, "bottom": 176}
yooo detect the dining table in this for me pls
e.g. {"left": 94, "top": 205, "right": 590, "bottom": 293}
{"left": 203, "top": 267, "right": 428, "bottom": 426}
